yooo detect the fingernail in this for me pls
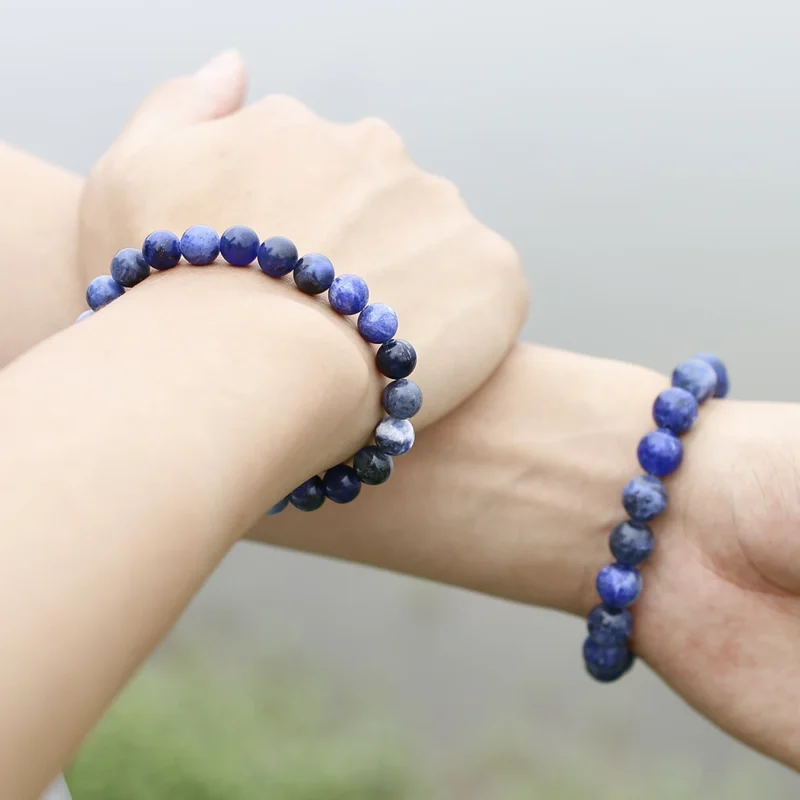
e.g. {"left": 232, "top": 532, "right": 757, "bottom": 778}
{"left": 194, "top": 49, "right": 243, "bottom": 86}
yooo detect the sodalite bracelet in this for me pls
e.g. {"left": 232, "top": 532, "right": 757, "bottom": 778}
{"left": 583, "top": 354, "right": 729, "bottom": 683}
{"left": 78, "top": 225, "right": 422, "bottom": 513}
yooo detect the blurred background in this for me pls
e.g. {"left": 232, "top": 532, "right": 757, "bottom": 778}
{"left": 4, "top": 0, "right": 800, "bottom": 796}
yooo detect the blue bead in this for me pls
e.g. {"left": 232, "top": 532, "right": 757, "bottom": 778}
{"left": 583, "top": 636, "right": 630, "bottom": 674}
{"left": 294, "top": 253, "right": 335, "bottom": 295}
{"left": 694, "top": 353, "right": 729, "bottom": 398}
{"left": 622, "top": 475, "right": 667, "bottom": 522}
{"left": 289, "top": 476, "right": 326, "bottom": 512}
{"left": 143, "top": 230, "right": 181, "bottom": 270}
{"left": 267, "top": 496, "right": 289, "bottom": 515}
{"left": 220, "top": 225, "right": 259, "bottom": 266}
{"left": 672, "top": 358, "right": 717, "bottom": 403}
{"left": 587, "top": 604, "right": 633, "bottom": 646}
{"left": 609, "top": 521, "right": 655, "bottom": 567}
{"left": 86, "top": 275, "right": 125, "bottom": 310}
{"left": 652, "top": 387, "right": 698, "bottom": 435}
{"left": 180, "top": 225, "right": 220, "bottom": 265}
{"left": 637, "top": 429, "right": 683, "bottom": 477}
{"left": 376, "top": 339, "right": 417, "bottom": 379}
{"left": 110, "top": 248, "right": 150, "bottom": 288}
{"left": 585, "top": 648, "right": 635, "bottom": 683}
{"left": 358, "top": 303, "right": 398, "bottom": 344}
{"left": 596, "top": 564, "right": 642, "bottom": 609}
{"left": 328, "top": 274, "right": 369, "bottom": 315}
{"left": 257, "top": 236, "right": 298, "bottom": 277}
{"left": 323, "top": 464, "right": 362, "bottom": 504}
{"left": 375, "top": 417, "right": 415, "bottom": 456}
{"left": 75, "top": 310, "right": 94, "bottom": 323}
{"left": 353, "top": 446, "right": 393, "bottom": 485}
{"left": 382, "top": 379, "right": 423, "bottom": 419}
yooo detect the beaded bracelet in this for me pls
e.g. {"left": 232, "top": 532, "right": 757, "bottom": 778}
{"left": 77, "top": 225, "right": 422, "bottom": 514}
{"left": 583, "top": 353, "right": 729, "bottom": 682}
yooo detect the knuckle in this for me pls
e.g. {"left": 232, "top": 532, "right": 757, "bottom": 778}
{"left": 254, "top": 93, "right": 317, "bottom": 124}
{"left": 349, "top": 116, "right": 407, "bottom": 159}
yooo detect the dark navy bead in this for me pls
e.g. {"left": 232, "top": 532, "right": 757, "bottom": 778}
{"left": 75, "top": 310, "right": 94, "bottom": 323}
{"left": 375, "top": 417, "right": 415, "bottom": 456}
{"left": 672, "top": 358, "right": 717, "bottom": 403}
{"left": 353, "top": 446, "right": 393, "bottom": 485}
{"left": 622, "top": 475, "right": 667, "bottom": 522}
{"left": 585, "top": 648, "right": 635, "bottom": 683}
{"left": 86, "top": 275, "right": 125, "bottom": 310}
{"left": 294, "top": 253, "right": 335, "bottom": 295}
{"left": 382, "top": 379, "right": 423, "bottom": 420}
{"left": 596, "top": 564, "right": 642, "bottom": 609}
{"left": 180, "top": 225, "right": 220, "bottom": 265}
{"left": 652, "top": 387, "right": 698, "bottom": 435}
{"left": 587, "top": 604, "right": 633, "bottom": 646}
{"left": 637, "top": 429, "right": 683, "bottom": 477}
{"left": 289, "top": 476, "right": 326, "bottom": 512}
{"left": 328, "top": 274, "right": 369, "bottom": 315}
{"left": 358, "top": 303, "right": 398, "bottom": 344}
{"left": 323, "top": 464, "right": 362, "bottom": 504}
{"left": 257, "top": 236, "right": 298, "bottom": 277}
{"left": 143, "top": 230, "right": 181, "bottom": 270}
{"left": 583, "top": 636, "right": 629, "bottom": 674}
{"left": 376, "top": 339, "right": 417, "bottom": 379}
{"left": 267, "top": 496, "right": 289, "bottom": 515}
{"left": 694, "top": 353, "right": 729, "bottom": 398}
{"left": 609, "top": 521, "right": 655, "bottom": 567}
{"left": 220, "top": 225, "right": 259, "bottom": 266}
{"left": 110, "top": 248, "right": 150, "bottom": 288}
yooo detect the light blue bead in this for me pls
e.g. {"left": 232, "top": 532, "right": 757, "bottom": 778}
{"left": 258, "top": 236, "right": 298, "bottom": 277}
{"left": 382, "top": 379, "right": 423, "bottom": 419}
{"left": 358, "top": 303, "right": 398, "bottom": 344}
{"left": 622, "top": 475, "right": 667, "bottom": 522}
{"left": 637, "top": 429, "right": 683, "bottom": 477}
{"left": 267, "top": 496, "right": 289, "bottom": 515}
{"left": 220, "top": 225, "right": 259, "bottom": 266}
{"left": 294, "top": 253, "right": 335, "bottom": 295}
{"left": 180, "top": 225, "right": 220, "bottom": 265}
{"left": 86, "top": 275, "right": 125, "bottom": 310}
{"left": 143, "top": 230, "right": 181, "bottom": 270}
{"left": 596, "top": 563, "right": 642, "bottom": 609}
{"left": 328, "top": 274, "right": 369, "bottom": 315}
{"left": 694, "top": 353, "right": 729, "bottom": 398}
{"left": 75, "top": 309, "right": 94, "bottom": 323}
{"left": 110, "top": 248, "right": 150, "bottom": 288}
{"left": 672, "top": 358, "right": 717, "bottom": 403}
{"left": 375, "top": 417, "right": 415, "bottom": 456}
{"left": 652, "top": 387, "right": 698, "bottom": 435}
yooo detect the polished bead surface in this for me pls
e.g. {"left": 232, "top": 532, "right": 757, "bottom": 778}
{"left": 328, "top": 274, "right": 369, "bottom": 315}
{"left": 695, "top": 353, "right": 729, "bottom": 398}
{"left": 267, "top": 496, "right": 289, "bottom": 515}
{"left": 220, "top": 225, "right": 259, "bottom": 266}
{"left": 180, "top": 225, "right": 220, "bottom": 265}
{"left": 622, "top": 475, "right": 667, "bottom": 522}
{"left": 289, "top": 476, "right": 326, "bottom": 512}
{"left": 257, "top": 236, "right": 298, "bottom": 277}
{"left": 637, "top": 429, "right": 683, "bottom": 477}
{"left": 375, "top": 417, "right": 415, "bottom": 456}
{"left": 358, "top": 303, "right": 398, "bottom": 344}
{"left": 583, "top": 636, "right": 630, "bottom": 673}
{"left": 376, "top": 339, "right": 417, "bottom": 379}
{"left": 596, "top": 563, "right": 642, "bottom": 609}
{"left": 294, "top": 253, "right": 335, "bottom": 295}
{"left": 75, "top": 309, "right": 94, "bottom": 323}
{"left": 587, "top": 604, "right": 633, "bottom": 646}
{"left": 609, "top": 520, "right": 655, "bottom": 567}
{"left": 323, "top": 464, "right": 362, "bottom": 504}
{"left": 110, "top": 248, "right": 150, "bottom": 287}
{"left": 382, "top": 379, "right": 423, "bottom": 419}
{"left": 353, "top": 446, "right": 394, "bottom": 485}
{"left": 143, "top": 230, "right": 181, "bottom": 270}
{"left": 672, "top": 358, "right": 717, "bottom": 403}
{"left": 652, "top": 387, "right": 698, "bottom": 435}
{"left": 585, "top": 648, "right": 635, "bottom": 683}
{"left": 86, "top": 275, "right": 125, "bottom": 310}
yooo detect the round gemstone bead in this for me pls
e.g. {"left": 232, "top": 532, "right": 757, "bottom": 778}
{"left": 672, "top": 358, "right": 718, "bottom": 403}
{"left": 353, "top": 446, "right": 393, "bottom": 485}
{"left": 328, "top": 274, "right": 369, "bottom": 315}
{"left": 609, "top": 520, "right": 655, "bottom": 567}
{"left": 180, "top": 225, "right": 220, "bottom": 265}
{"left": 585, "top": 648, "right": 635, "bottom": 683}
{"left": 257, "top": 236, "right": 298, "bottom": 277}
{"left": 75, "top": 309, "right": 94, "bottom": 323}
{"left": 86, "top": 275, "right": 125, "bottom": 310}
{"left": 110, "top": 248, "right": 150, "bottom": 288}
{"left": 323, "top": 464, "right": 362, "bottom": 504}
{"left": 596, "top": 564, "right": 642, "bottom": 609}
{"left": 382, "top": 379, "right": 423, "bottom": 419}
{"left": 694, "top": 353, "right": 729, "bottom": 398}
{"left": 376, "top": 339, "right": 417, "bottom": 379}
{"left": 267, "top": 496, "right": 289, "bottom": 515}
{"left": 637, "top": 429, "right": 683, "bottom": 477}
{"left": 587, "top": 604, "right": 633, "bottom": 646}
{"left": 583, "top": 636, "right": 630, "bottom": 674}
{"left": 289, "top": 476, "right": 326, "bottom": 512}
{"left": 358, "top": 303, "right": 398, "bottom": 344}
{"left": 622, "top": 475, "right": 667, "bottom": 522}
{"left": 294, "top": 253, "right": 335, "bottom": 295}
{"left": 375, "top": 417, "right": 415, "bottom": 456}
{"left": 220, "top": 225, "right": 259, "bottom": 266}
{"left": 652, "top": 387, "right": 698, "bottom": 435}
{"left": 143, "top": 230, "right": 181, "bottom": 270}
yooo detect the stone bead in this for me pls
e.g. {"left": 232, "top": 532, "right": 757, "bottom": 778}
{"left": 86, "top": 275, "right": 125, "bottom": 310}
{"left": 289, "top": 476, "right": 326, "bottom": 512}
{"left": 609, "top": 520, "right": 655, "bottom": 567}
{"left": 180, "top": 225, "right": 220, "bottom": 265}
{"left": 143, "top": 230, "right": 182, "bottom": 270}
{"left": 596, "top": 563, "right": 642, "bottom": 609}
{"left": 583, "top": 636, "right": 630, "bottom": 675}
{"left": 622, "top": 475, "right": 667, "bottom": 522}
{"left": 357, "top": 303, "right": 398, "bottom": 344}
{"left": 110, "top": 248, "right": 150, "bottom": 288}
{"left": 323, "top": 464, "right": 362, "bottom": 504}
{"left": 257, "top": 236, "right": 298, "bottom": 277}
{"left": 75, "top": 310, "right": 94, "bottom": 323}
{"left": 382, "top": 379, "right": 423, "bottom": 420}
{"left": 585, "top": 647, "right": 635, "bottom": 683}
{"left": 376, "top": 339, "right": 417, "bottom": 379}
{"left": 353, "top": 446, "right": 393, "bottom": 485}
{"left": 672, "top": 358, "right": 717, "bottom": 403}
{"left": 694, "top": 353, "right": 729, "bottom": 398}
{"left": 220, "top": 225, "right": 259, "bottom": 266}
{"left": 267, "top": 496, "right": 289, "bottom": 515}
{"left": 587, "top": 604, "right": 633, "bottom": 646}
{"left": 328, "top": 274, "right": 369, "bottom": 315}
{"left": 637, "top": 429, "right": 683, "bottom": 477}
{"left": 652, "top": 387, "right": 698, "bottom": 435}
{"left": 375, "top": 417, "right": 415, "bottom": 456}
{"left": 294, "top": 253, "right": 335, "bottom": 295}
